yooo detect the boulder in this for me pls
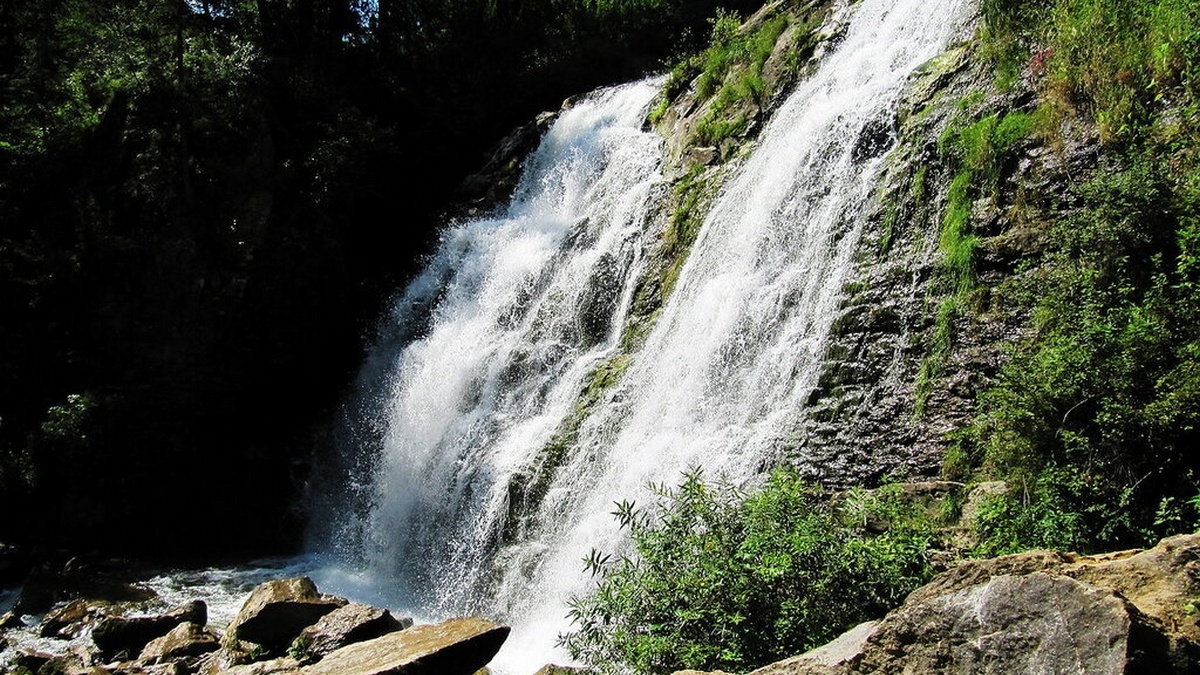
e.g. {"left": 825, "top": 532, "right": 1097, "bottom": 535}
{"left": 138, "top": 621, "right": 220, "bottom": 662}
{"left": 533, "top": 666, "right": 589, "bottom": 675}
{"left": 292, "top": 602, "right": 412, "bottom": 661}
{"left": 1067, "top": 532, "right": 1200, "bottom": 647}
{"left": 850, "top": 573, "right": 1138, "bottom": 674}
{"left": 92, "top": 600, "right": 206, "bottom": 661}
{"left": 225, "top": 578, "right": 346, "bottom": 649}
{"left": 297, "top": 616, "right": 509, "bottom": 675}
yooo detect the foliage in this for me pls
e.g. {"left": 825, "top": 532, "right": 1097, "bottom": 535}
{"left": 979, "top": 0, "right": 1200, "bottom": 141}
{"left": 0, "top": 0, "right": 765, "bottom": 554}
{"left": 955, "top": 0, "right": 1200, "bottom": 554}
{"left": 559, "top": 468, "right": 935, "bottom": 674}
{"left": 287, "top": 634, "right": 314, "bottom": 663}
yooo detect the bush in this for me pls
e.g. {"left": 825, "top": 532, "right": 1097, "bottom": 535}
{"left": 559, "top": 468, "right": 935, "bottom": 674}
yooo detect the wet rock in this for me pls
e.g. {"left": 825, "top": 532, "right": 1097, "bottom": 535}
{"left": 225, "top": 578, "right": 346, "bottom": 650}
{"left": 218, "top": 656, "right": 303, "bottom": 675}
{"left": 0, "top": 610, "right": 30, "bottom": 629}
{"left": 297, "top": 616, "right": 509, "bottom": 675}
{"left": 92, "top": 600, "right": 206, "bottom": 661}
{"left": 12, "top": 649, "right": 54, "bottom": 672}
{"left": 40, "top": 598, "right": 99, "bottom": 639}
{"left": 293, "top": 602, "right": 411, "bottom": 662}
{"left": 456, "top": 111, "right": 558, "bottom": 216}
{"left": 138, "top": 621, "right": 220, "bottom": 663}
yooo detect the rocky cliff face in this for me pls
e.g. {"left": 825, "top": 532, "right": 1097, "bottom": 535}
{"left": 522, "top": 0, "right": 1042, "bottom": 487}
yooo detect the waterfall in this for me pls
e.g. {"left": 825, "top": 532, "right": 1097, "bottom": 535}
{"left": 313, "top": 0, "right": 972, "bottom": 671}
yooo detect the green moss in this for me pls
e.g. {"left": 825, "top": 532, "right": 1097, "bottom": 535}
{"left": 691, "top": 14, "right": 791, "bottom": 146}
{"left": 504, "top": 352, "right": 635, "bottom": 541}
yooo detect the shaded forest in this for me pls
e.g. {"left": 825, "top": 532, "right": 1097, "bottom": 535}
{"left": 0, "top": 0, "right": 759, "bottom": 557}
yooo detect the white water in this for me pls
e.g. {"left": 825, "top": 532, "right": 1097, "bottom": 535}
{"left": 314, "top": 0, "right": 972, "bottom": 672}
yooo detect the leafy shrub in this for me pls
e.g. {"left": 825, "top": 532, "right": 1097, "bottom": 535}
{"left": 559, "top": 468, "right": 934, "bottom": 674}
{"left": 964, "top": 146, "right": 1200, "bottom": 552}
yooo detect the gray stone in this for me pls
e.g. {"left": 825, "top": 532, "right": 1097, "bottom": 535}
{"left": 851, "top": 573, "right": 1134, "bottom": 674}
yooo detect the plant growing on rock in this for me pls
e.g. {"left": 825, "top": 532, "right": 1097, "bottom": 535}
{"left": 559, "top": 468, "right": 935, "bottom": 674}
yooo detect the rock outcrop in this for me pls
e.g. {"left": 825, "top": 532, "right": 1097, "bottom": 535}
{"left": 224, "top": 578, "right": 345, "bottom": 649}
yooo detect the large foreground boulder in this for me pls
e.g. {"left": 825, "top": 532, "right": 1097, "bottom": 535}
{"left": 298, "top": 616, "right": 509, "bottom": 675}
{"left": 850, "top": 573, "right": 1142, "bottom": 674}
{"left": 225, "top": 577, "right": 347, "bottom": 649}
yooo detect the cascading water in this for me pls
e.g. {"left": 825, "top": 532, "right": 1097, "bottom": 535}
{"left": 309, "top": 76, "right": 669, "bottom": 617}
{"left": 314, "top": 0, "right": 972, "bottom": 671}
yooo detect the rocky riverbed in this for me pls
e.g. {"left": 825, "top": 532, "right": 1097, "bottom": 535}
{"left": 0, "top": 563, "right": 509, "bottom": 675}
{"left": 2, "top": 532, "right": 1199, "bottom": 674}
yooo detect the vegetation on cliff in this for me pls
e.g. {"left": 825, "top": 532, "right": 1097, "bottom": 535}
{"left": 560, "top": 469, "right": 936, "bottom": 674}
{"left": 956, "top": 0, "right": 1200, "bottom": 555}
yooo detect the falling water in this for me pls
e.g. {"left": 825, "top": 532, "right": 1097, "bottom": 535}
{"left": 310, "top": 76, "right": 669, "bottom": 616}
{"left": 314, "top": 0, "right": 972, "bottom": 671}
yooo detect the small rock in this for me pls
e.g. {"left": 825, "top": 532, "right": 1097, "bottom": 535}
{"left": 0, "top": 610, "right": 30, "bottom": 628}
{"left": 92, "top": 600, "right": 206, "bottom": 661}
{"left": 41, "top": 598, "right": 99, "bottom": 638}
{"left": 13, "top": 649, "right": 54, "bottom": 672}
